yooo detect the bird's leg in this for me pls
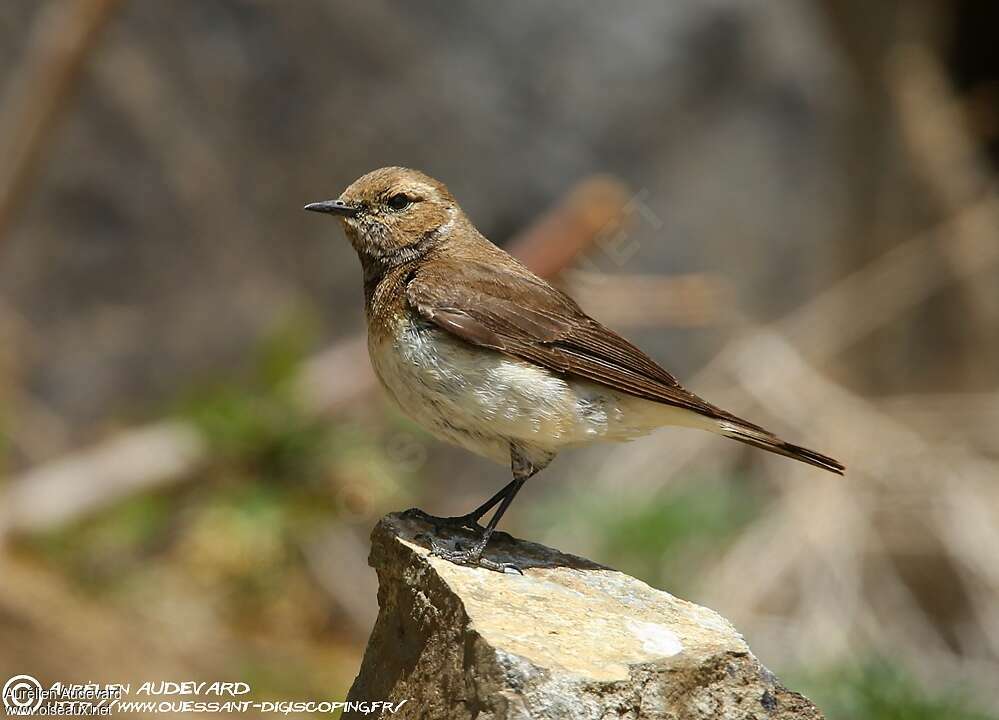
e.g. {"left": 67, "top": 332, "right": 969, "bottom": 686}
{"left": 427, "top": 445, "right": 552, "bottom": 573}
{"left": 442, "top": 478, "right": 519, "bottom": 533}
{"left": 429, "top": 476, "right": 526, "bottom": 573}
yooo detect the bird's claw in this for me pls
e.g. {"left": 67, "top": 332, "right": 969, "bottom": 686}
{"left": 423, "top": 536, "right": 523, "bottom": 575}
{"left": 406, "top": 508, "right": 521, "bottom": 574}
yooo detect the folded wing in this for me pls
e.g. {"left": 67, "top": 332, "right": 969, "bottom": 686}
{"left": 406, "top": 259, "right": 845, "bottom": 475}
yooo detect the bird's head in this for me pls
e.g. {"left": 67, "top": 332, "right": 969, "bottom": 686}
{"left": 305, "top": 167, "right": 459, "bottom": 275}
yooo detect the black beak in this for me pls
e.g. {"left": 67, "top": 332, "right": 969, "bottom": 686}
{"left": 303, "top": 199, "right": 359, "bottom": 217}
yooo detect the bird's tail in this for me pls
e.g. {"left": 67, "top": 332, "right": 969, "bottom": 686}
{"left": 715, "top": 419, "right": 845, "bottom": 475}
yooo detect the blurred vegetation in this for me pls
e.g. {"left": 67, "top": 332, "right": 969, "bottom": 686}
{"left": 182, "top": 317, "right": 331, "bottom": 488}
{"left": 12, "top": 320, "right": 426, "bottom": 705}
{"left": 797, "top": 660, "right": 999, "bottom": 720}
{"left": 531, "top": 473, "right": 763, "bottom": 592}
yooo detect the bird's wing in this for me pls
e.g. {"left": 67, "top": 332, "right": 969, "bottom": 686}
{"left": 406, "top": 259, "right": 751, "bottom": 424}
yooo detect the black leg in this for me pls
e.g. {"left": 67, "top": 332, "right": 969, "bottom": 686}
{"left": 467, "top": 479, "right": 518, "bottom": 523}
{"left": 426, "top": 478, "right": 526, "bottom": 573}
{"left": 471, "top": 476, "right": 526, "bottom": 548}
{"left": 426, "top": 444, "right": 553, "bottom": 573}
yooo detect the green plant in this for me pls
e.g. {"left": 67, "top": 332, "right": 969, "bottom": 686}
{"left": 797, "top": 660, "right": 996, "bottom": 720}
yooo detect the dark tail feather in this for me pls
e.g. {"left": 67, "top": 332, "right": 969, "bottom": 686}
{"left": 717, "top": 421, "right": 845, "bottom": 475}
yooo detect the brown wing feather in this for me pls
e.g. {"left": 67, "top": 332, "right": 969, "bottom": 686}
{"left": 406, "top": 260, "right": 757, "bottom": 428}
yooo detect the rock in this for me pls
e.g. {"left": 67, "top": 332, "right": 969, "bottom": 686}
{"left": 344, "top": 512, "right": 824, "bottom": 720}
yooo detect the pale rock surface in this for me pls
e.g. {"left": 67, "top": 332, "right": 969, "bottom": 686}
{"left": 345, "top": 512, "right": 824, "bottom": 720}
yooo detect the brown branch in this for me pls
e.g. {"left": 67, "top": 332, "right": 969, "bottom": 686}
{"left": 887, "top": 43, "right": 999, "bottom": 378}
{"left": 0, "top": 0, "right": 121, "bottom": 241}
{"left": 505, "top": 175, "right": 631, "bottom": 278}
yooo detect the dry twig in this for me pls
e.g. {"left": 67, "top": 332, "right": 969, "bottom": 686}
{"left": 0, "top": 0, "right": 121, "bottom": 241}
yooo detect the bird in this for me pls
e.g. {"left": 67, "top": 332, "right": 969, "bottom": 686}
{"left": 305, "top": 167, "right": 844, "bottom": 572}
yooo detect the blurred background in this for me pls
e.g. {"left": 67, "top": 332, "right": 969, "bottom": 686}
{"left": 1, "top": 0, "right": 998, "bottom": 717}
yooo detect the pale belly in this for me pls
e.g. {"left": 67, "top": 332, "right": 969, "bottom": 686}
{"left": 368, "top": 317, "right": 713, "bottom": 466}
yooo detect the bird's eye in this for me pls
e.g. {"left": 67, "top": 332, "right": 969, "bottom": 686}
{"left": 386, "top": 194, "right": 412, "bottom": 211}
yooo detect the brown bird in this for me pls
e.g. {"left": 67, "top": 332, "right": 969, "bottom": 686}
{"left": 306, "top": 167, "right": 844, "bottom": 571}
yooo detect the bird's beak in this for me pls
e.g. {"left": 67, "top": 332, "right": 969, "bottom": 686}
{"left": 303, "top": 199, "right": 360, "bottom": 217}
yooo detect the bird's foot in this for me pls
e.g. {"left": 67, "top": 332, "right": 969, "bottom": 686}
{"left": 417, "top": 533, "right": 523, "bottom": 575}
